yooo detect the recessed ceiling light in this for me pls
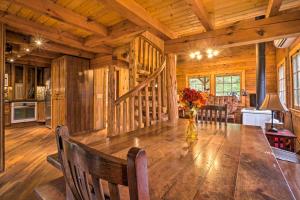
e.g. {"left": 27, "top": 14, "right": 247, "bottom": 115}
{"left": 9, "top": 58, "right": 14, "bottom": 62}
{"left": 17, "top": 54, "right": 21, "bottom": 58}
{"left": 25, "top": 48, "right": 30, "bottom": 52}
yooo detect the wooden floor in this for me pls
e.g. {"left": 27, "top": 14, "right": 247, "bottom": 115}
{"left": 1, "top": 124, "right": 300, "bottom": 200}
{"left": 0, "top": 125, "right": 106, "bottom": 200}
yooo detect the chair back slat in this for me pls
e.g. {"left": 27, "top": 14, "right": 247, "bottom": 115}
{"left": 55, "top": 126, "right": 150, "bottom": 200}
{"left": 197, "top": 105, "right": 228, "bottom": 125}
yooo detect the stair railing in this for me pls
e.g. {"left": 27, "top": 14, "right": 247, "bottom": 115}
{"left": 110, "top": 35, "right": 167, "bottom": 136}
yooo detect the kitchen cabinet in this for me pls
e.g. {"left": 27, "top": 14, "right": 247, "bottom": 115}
{"left": 37, "top": 102, "right": 45, "bottom": 122}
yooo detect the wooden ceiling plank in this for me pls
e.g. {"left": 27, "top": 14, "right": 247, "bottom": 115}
{"left": 98, "top": 0, "right": 177, "bottom": 40}
{"left": 10, "top": 0, "right": 108, "bottom": 36}
{"left": 184, "top": 0, "right": 213, "bottom": 31}
{"left": 0, "top": 11, "right": 112, "bottom": 54}
{"left": 266, "top": 0, "right": 283, "bottom": 17}
{"left": 85, "top": 20, "right": 143, "bottom": 47}
{"left": 165, "top": 11, "right": 300, "bottom": 53}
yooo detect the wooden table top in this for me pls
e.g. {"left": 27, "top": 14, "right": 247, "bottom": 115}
{"left": 49, "top": 120, "right": 296, "bottom": 200}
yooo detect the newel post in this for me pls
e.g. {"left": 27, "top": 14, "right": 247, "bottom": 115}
{"left": 166, "top": 53, "right": 178, "bottom": 124}
{"left": 107, "top": 65, "right": 116, "bottom": 137}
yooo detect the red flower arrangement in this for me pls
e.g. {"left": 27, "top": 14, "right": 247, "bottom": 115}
{"left": 180, "top": 88, "right": 208, "bottom": 110}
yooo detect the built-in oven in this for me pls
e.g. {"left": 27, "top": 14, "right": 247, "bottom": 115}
{"left": 11, "top": 102, "right": 37, "bottom": 123}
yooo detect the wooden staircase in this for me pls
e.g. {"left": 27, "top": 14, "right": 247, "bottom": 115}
{"left": 109, "top": 35, "right": 168, "bottom": 135}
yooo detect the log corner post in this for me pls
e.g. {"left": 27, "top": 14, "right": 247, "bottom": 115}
{"left": 0, "top": 23, "right": 5, "bottom": 172}
{"left": 107, "top": 65, "right": 116, "bottom": 137}
{"left": 166, "top": 53, "right": 178, "bottom": 124}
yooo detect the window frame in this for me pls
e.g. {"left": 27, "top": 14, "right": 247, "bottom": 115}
{"left": 292, "top": 50, "right": 300, "bottom": 110}
{"left": 214, "top": 73, "right": 241, "bottom": 97}
{"left": 188, "top": 75, "right": 211, "bottom": 92}
{"left": 277, "top": 61, "right": 286, "bottom": 105}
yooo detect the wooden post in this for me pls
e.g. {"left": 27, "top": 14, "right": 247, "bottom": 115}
{"left": 166, "top": 53, "right": 178, "bottom": 124}
{"left": 107, "top": 65, "right": 116, "bottom": 137}
{"left": 0, "top": 23, "right": 5, "bottom": 172}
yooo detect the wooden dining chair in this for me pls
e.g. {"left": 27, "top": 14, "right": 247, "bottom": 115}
{"left": 35, "top": 126, "right": 150, "bottom": 200}
{"left": 197, "top": 104, "right": 228, "bottom": 125}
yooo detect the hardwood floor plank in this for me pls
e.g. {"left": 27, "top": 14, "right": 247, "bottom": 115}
{"left": 0, "top": 125, "right": 106, "bottom": 200}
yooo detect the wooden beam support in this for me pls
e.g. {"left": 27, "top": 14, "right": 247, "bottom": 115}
{"left": 13, "top": 59, "right": 51, "bottom": 68}
{"left": 11, "top": 0, "right": 108, "bottom": 36}
{"left": 17, "top": 55, "right": 52, "bottom": 65}
{"left": 184, "top": 0, "right": 213, "bottom": 31}
{"left": 99, "top": 0, "right": 176, "bottom": 40}
{"left": 44, "top": 42, "right": 95, "bottom": 59}
{"left": 29, "top": 50, "right": 61, "bottom": 60}
{"left": 107, "top": 64, "right": 116, "bottom": 136}
{"left": 85, "top": 20, "right": 143, "bottom": 47}
{"left": 266, "top": 0, "right": 283, "bottom": 18}
{"left": 0, "top": 12, "right": 112, "bottom": 54}
{"left": 166, "top": 54, "right": 178, "bottom": 124}
{"left": 165, "top": 11, "right": 300, "bottom": 53}
{"left": 0, "top": 23, "right": 5, "bottom": 172}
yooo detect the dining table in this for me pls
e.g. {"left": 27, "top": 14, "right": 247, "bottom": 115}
{"left": 47, "top": 119, "right": 295, "bottom": 200}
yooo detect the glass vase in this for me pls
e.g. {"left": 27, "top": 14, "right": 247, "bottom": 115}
{"left": 186, "top": 109, "right": 198, "bottom": 142}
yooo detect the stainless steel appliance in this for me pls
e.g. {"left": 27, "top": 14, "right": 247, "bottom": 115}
{"left": 45, "top": 90, "right": 51, "bottom": 128}
{"left": 11, "top": 102, "right": 37, "bottom": 123}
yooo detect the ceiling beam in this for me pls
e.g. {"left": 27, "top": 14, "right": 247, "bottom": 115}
{"left": 184, "top": 0, "right": 213, "bottom": 31}
{"left": 10, "top": 0, "right": 108, "bottom": 36}
{"left": 29, "top": 50, "right": 61, "bottom": 59}
{"left": 266, "top": 0, "right": 283, "bottom": 17}
{"left": 44, "top": 42, "right": 95, "bottom": 59}
{"left": 0, "top": 11, "right": 112, "bottom": 54}
{"left": 6, "top": 30, "right": 95, "bottom": 59}
{"left": 85, "top": 20, "right": 143, "bottom": 47}
{"left": 165, "top": 11, "right": 300, "bottom": 53}
{"left": 99, "top": 0, "right": 176, "bottom": 40}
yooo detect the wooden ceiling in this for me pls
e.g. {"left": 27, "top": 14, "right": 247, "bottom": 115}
{"left": 1, "top": 0, "right": 300, "bottom": 64}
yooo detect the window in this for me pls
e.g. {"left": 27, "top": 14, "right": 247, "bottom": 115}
{"left": 292, "top": 52, "right": 300, "bottom": 107}
{"left": 189, "top": 76, "right": 210, "bottom": 92}
{"left": 216, "top": 75, "right": 240, "bottom": 96}
{"left": 278, "top": 64, "right": 286, "bottom": 104}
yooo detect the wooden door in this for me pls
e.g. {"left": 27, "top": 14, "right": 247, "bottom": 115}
{"left": 66, "top": 56, "right": 93, "bottom": 134}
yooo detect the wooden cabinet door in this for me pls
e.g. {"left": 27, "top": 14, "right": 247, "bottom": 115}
{"left": 37, "top": 102, "right": 45, "bottom": 122}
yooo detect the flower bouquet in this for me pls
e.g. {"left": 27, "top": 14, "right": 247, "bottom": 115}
{"left": 179, "top": 88, "right": 208, "bottom": 141}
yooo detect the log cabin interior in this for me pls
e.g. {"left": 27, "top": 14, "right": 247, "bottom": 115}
{"left": 1, "top": 0, "right": 300, "bottom": 199}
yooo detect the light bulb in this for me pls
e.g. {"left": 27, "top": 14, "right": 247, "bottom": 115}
{"left": 190, "top": 53, "right": 195, "bottom": 59}
{"left": 196, "top": 54, "right": 202, "bottom": 60}
{"left": 207, "top": 53, "right": 213, "bottom": 59}
{"left": 35, "top": 39, "right": 42, "bottom": 46}
{"left": 9, "top": 58, "right": 14, "bottom": 62}
{"left": 25, "top": 48, "right": 30, "bottom": 52}
{"left": 213, "top": 50, "right": 219, "bottom": 56}
{"left": 206, "top": 48, "right": 213, "bottom": 54}
{"left": 195, "top": 51, "right": 200, "bottom": 55}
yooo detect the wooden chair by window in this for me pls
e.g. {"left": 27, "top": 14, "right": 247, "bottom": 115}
{"left": 35, "top": 126, "right": 150, "bottom": 200}
{"left": 197, "top": 105, "right": 228, "bottom": 125}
